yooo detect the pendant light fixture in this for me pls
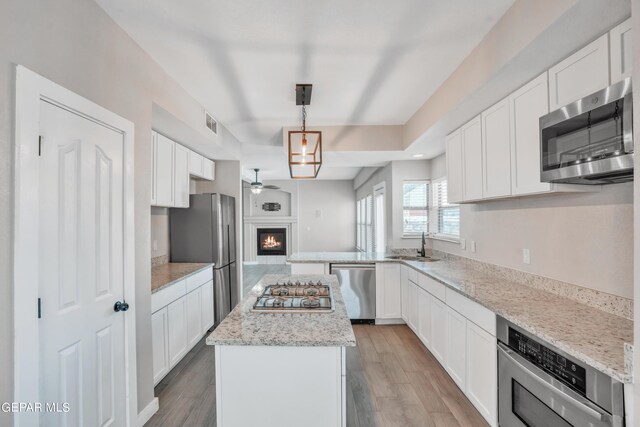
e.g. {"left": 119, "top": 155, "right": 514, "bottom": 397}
{"left": 288, "top": 84, "right": 322, "bottom": 179}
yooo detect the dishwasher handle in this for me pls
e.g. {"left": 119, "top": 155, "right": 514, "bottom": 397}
{"left": 330, "top": 264, "right": 376, "bottom": 271}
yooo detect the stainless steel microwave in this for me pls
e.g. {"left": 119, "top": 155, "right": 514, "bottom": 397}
{"left": 540, "top": 78, "right": 633, "bottom": 184}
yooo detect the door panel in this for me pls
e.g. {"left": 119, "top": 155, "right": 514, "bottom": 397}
{"left": 168, "top": 297, "right": 189, "bottom": 366}
{"left": 461, "top": 116, "right": 483, "bottom": 201}
{"left": 446, "top": 307, "right": 467, "bottom": 390}
{"left": 39, "top": 100, "right": 126, "bottom": 426}
{"left": 187, "top": 288, "right": 203, "bottom": 348}
{"left": 430, "top": 297, "right": 447, "bottom": 364}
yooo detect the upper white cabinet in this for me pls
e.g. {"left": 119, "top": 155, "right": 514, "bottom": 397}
{"left": 446, "top": 130, "right": 463, "bottom": 203}
{"left": 481, "top": 98, "right": 512, "bottom": 198}
{"left": 461, "top": 116, "right": 483, "bottom": 201}
{"left": 376, "top": 263, "right": 402, "bottom": 319}
{"left": 509, "top": 73, "right": 552, "bottom": 195}
{"left": 154, "top": 132, "right": 175, "bottom": 207}
{"left": 174, "top": 144, "right": 190, "bottom": 208}
{"left": 151, "top": 131, "right": 215, "bottom": 208}
{"left": 548, "top": 34, "right": 610, "bottom": 111}
{"left": 610, "top": 18, "right": 632, "bottom": 83}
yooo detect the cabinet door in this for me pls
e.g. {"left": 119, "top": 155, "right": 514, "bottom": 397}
{"left": 610, "top": 18, "right": 632, "bottom": 83}
{"left": 509, "top": 73, "right": 551, "bottom": 195}
{"left": 417, "top": 287, "right": 431, "bottom": 348}
{"left": 481, "top": 98, "right": 511, "bottom": 198}
{"left": 167, "top": 296, "right": 188, "bottom": 367}
{"left": 408, "top": 283, "right": 419, "bottom": 332}
{"left": 376, "top": 263, "right": 401, "bottom": 319}
{"left": 155, "top": 133, "right": 175, "bottom": 207}
{"left": 174, "top": 144, "right": 190, "bottom": 208}
{"left": 151, "top": 307, "right": 169, "bottom": 385}
{"left": 151, "top": 131, "right": 157, "bottom": 205}
{"left": 187, "top": 287, "right": 203, "bottom": 348}
{"left": 201, "top": 280, "right": 214, "bottom": 333}
{"left": 202, "top": 158, "right": 215, "bottom": 181}
{"left": 461, "top": 116, "right": 483, "bottom": 201}
{"left": 445, "top": 307, "right": 467, "bottom": 390}
{"left": 189, "top": 150, "right": 204, "bottom": 177}
{"left": 400, "top": 269, "right": 409, "bottom": 323}
{"left": 446, "top": 130, "right": 463, "bottom": 203}
{"left": 466, "top": 321, "right": 497, "bottom": 426}
{"left": 429, "top": 297, "right": 447, "bottom": 364}
{"left": 548, "top": 34, "right": 610, "bottom": 110}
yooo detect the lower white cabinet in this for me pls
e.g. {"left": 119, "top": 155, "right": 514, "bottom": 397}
{"left": 151, "top": 307, "right": 170, "bottom": 385}
{"left": 429, "top": 296, "right": 447, "bottom": 364}
{"left": 376, "top": 263, "right": 402, "bottom": 319}
{"left": 466, "top": 321, "right": 498, "bottom": 426}
{"left": 290, "top": 263, "right": 327, "bottom": 275}
{"left": 417, "top": 287, "right": 431, "bottom": 347}
{"left": 400, "top": 267, "right": 419, "bottom": 330}
{"left": 201, "top": 280, "right": 215, "bottom": 332}
{"left": 186, "top": 287, "right": 203, "bottom": 348}
{"left": 407, "top": 282, "right": 418, "bottom": 331}
{"left": 445, "top": 307, "right": 467, "bottom": 390}
{"left": 167, "top": 296, "right": 189, "bottom": 367}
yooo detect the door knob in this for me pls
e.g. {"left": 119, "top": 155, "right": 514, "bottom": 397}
{"left": 114, "top": 301, "right": 130, "bottom": 312}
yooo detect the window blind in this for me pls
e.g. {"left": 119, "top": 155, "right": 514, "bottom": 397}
{"left": 403, "top": 181, "right": 429, "bottom": 236}
{"left": 432, "top": 179, "right": 460, "bottom": 238}
{"left": 365, "top": 194, "right": 373, "bottom": 252}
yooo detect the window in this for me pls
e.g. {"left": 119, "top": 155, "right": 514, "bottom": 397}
{"left": 373, "top": 183, "right": 386, "bottom": 253}
{"left": 431, "top": 178, "right": 460, "bottom": 239}
{"left": 402, "top": 181, "right": 429, "bottom": 236}
{"left": 356, "top": 194, "right": 375, "bottom": 252}
{"left": 402, "top": 179, "right": 460, "bottom": 240}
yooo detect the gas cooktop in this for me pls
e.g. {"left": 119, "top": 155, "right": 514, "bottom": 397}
{"left": 252, "top": 281, "right": 334, "bottom": 313}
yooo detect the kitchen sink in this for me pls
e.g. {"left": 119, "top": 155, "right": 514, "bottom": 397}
{"left": 385, "top": 255, "right": 439, "bottom": 262}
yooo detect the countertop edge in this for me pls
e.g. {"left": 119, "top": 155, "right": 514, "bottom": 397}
{"left": 151, "top": 263, "right": 214, "bottom": 294}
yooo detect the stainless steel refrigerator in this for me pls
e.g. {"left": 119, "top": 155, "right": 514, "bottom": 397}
{"left": 170, "top": 193, "right": 238, "bottom": 327}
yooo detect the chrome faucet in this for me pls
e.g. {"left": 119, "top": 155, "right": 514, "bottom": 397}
{"left": 417, "top": 232, "right": 426, "bottom": 257}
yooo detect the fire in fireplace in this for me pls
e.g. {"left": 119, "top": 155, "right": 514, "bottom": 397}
{"left": 257, "top": 228, "right": 287, "bottom": 256}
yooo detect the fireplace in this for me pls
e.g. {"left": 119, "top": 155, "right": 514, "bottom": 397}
{"left": 257, "top": 228, "right": 287, "bottom": 256}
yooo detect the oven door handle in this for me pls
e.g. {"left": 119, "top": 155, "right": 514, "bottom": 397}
{"left": 498, "top": 343, "right": 612, "bottom": 423}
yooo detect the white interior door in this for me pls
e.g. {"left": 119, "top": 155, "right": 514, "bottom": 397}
{"left": 38, "top": 99, "right": 127, "bottom": 426}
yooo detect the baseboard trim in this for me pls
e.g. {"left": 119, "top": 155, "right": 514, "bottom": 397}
{"left": 375, "top": 318, "right": 405, "bottom": 325}
{"left": 138, "top": 397, "right": 159, "bottom": 427}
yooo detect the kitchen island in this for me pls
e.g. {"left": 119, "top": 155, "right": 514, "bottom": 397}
{"left": 207, "top": 274, "right": 356, "bottom": 427}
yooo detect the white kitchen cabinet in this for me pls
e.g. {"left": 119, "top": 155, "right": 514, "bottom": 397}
{"left": 376, "top": 263, "right": 402, "bottom": 320}
{"left": 174, "top": 143, "right": 190, "bottom": 208}
{"left": 461, "top": 115, "right": 483, "bottom": 201}
{"left": 466, "top": 321, "right": 498, "bottom": 426}
{"left": 429, "top": 296, "right": 447, "bottom": 364}
{"left": 417, "top": 287, "right": 431, "bottom": 348}
{"left": 401, "top": 266, "right": 418, "bottom": 330}
{"left": 203, "top": 158, "right": 215, "bottom": 180}
{"left": 154, "top": 132, "right": 175, "bottom": 207}
{"left": 610, "top": 18, "right": 632, "bottom": 83}
{"left": 548, "top": 34, "right": 610, "bottom": 111}
{"left": 167, "top": 296, "right": 189, "bottom": 367}
{"left": 290, "top": 263, "right": 327, "bottom": 275}
{"left": 189, "top": 150, "right": 204, "bottom": 177}
{"left": 201, "top": 280, "right": 215, "bottom": 333}
{"left": 401, "top": 269, "right": 410, "bottom": 324}
{"left": 187, "top": 287, "right": 203, "bottom": 348}
{"left": 151, "top": 307, "right": 169, "bottom": 385}
{"left": 445, "top": 129, "right": 463, "bottom": 203}
{"left": 407, "top": 281, "right": 418, "bottom": 332}
{"left": 445, "top": 307, "right": 467, "bottom": 390}
{"left": 509, "top": 72, "right": 552, "bottom": 195}
{"left": 151, "top": 132, "right": 157, "bottom": 205}
{"left": 481, "top": 98, "right": 511, "bottom": 198}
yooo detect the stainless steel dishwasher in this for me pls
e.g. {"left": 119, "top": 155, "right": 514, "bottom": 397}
{"left": 330, "top": 264, "right": 376, "bottom": 323}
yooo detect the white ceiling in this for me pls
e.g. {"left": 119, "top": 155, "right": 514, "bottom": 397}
{"left": 96, "top": 0, "right": 514, "bottom": 179}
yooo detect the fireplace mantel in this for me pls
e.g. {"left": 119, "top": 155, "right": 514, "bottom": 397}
{"left": 243, "top": 217, "right": 298, "bottom": 264}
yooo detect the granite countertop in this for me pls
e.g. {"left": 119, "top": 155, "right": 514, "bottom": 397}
{"left": 288, "top": 252, "right": 633, "bottom": 383}
{"left": 151, "top": 262, "right": 214, "bottom": 293}
{"left": 206, "top": 274, "right": 356, "bottom": 347}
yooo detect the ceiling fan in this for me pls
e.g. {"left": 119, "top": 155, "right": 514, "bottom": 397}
{"left": 249, "top": 169, "right": 280, "bottom": 194}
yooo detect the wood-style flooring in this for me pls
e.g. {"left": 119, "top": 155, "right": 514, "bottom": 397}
{"left": 146, "top": 324, "right": 488, "bottom": 427}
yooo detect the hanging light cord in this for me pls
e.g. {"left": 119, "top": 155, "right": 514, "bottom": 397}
{"left": 301, "top": 103, "right": 307, "bottom": 132}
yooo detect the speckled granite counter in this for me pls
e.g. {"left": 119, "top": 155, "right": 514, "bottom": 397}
{"left": 207, "top": 274, "right": 356, "bottom": 347}
{"left": 288, "top": 252, "right": 633, "bottom": 383}
{"left": 151, "top": 263, "right": 213, "bottom": 293}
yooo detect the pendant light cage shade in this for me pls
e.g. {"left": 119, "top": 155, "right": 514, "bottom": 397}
{"left": 288, "top": 130, "right": 322, "bottom": 179}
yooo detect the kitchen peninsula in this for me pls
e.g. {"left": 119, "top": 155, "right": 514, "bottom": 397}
{"left": 207, "top": 274, "right": 356, "bottom": 427}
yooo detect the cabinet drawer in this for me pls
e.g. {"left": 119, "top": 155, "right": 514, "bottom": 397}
{"left": 418, "top": 273, "right": 446, "bottom": 301}
{"left": 152, "top": 279, "right": 187, "bottom": 313}
{"left": 186, "top": 267, "right": 213, "bottom": 293}
{"left": 446, "top": 288, "right": 495, "bottom": 335}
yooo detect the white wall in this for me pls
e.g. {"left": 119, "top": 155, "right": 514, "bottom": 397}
{"left": 0, "top": 0, "right": 241, "bottom": 419}
{"left": 151, "top": 208, "right": 170, "bottom": 259}
{"left": 429, "top": 153, "right": 634, "bottom": 299}
{"left": 355, "top": 163, "right": 393, "bottom": 251}
{"left": 297, "top": 180, "right": 356, "bottom": 252}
